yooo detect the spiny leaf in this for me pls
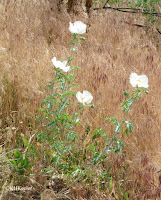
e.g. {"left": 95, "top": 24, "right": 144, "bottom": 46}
{"left": 123, "top": 91, "right": 130, "bottom": 98}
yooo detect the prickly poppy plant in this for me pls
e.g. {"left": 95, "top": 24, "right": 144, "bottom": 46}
{"left": 35, "top": 20, "right": 149, "bottom": 186}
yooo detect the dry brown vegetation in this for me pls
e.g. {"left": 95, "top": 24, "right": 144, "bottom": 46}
{"left": 0, "top": 0, "right": 161, "bottom": 199}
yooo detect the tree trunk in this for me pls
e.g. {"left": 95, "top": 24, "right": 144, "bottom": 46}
{"left": 67, "top": 0, "right": 83, "bottom": 15}
{"left": 85, "top": 0, "right": 93, "bottom": 14}
{"left": 57, "top": 0, "right": 64, "bottom": 11}
{"left": 48, "top": 0, "right": 64, "bottom": 12}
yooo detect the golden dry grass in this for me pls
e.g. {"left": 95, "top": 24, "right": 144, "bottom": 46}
{"left": 0, "top": 0, "right": 161, "bottom": 199}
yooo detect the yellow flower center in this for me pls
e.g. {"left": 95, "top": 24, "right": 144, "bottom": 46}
{"left": 137, "top": 79, "right": 141, "bottom": 82}
{"left": 82, "top": 97, "right": 85, "bottom": 102}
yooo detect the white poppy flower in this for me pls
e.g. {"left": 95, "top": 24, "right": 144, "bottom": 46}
{"left": 51, "top": 57, "right": 70, "bottom": 72}
{"left": 76, "top": 90, "right": 93, "bottom": 105}
{"left": 69, "top": 21, "right": 87, "bottom": 34}
{"left": 129, "top": 73, "right": 149, "bottom": 88}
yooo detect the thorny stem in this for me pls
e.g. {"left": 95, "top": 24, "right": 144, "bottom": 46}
{"left": 100, "top": 103, "right": 133, "bottom": 158}
{"left": 99, "top": 88, "right": 144, "bottom": 160}
{"left": 59, "top": 35, "right": 78, "bottom": 113}
{"left": 62, "top": 34, "right": 77, "bottom": 92}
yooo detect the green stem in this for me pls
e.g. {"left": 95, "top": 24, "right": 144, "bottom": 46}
{"left": 100, "top": 100, "right": 134, "bottom": 158}
{"left": 59, "top": 35, "right": 78, "bottom": 113}
{"left": 99, "top": 88, "right": 145, "bottom": 161}
{"left": 72, "top": 106, "right": 85, "bottom": 125}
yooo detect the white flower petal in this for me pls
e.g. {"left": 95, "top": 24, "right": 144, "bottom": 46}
{"left": 129, "top": 73, "right": 149, "bottom": 88}
{"left": 83, "top": 90, "right": 93, "bottom": 104}
{"left": 85, "top": 95, "right": 93, "bottom": 104}
{"left": 62, "top": 61, "right": 68, "bottom": 66}
{"left": 140, "top": 75, "right": 148, "bottom": 85}
{"left": 83, "top": 90, "right": 92, "bottom": 98}
{"left": 51, "top": 57, "right": 56, "bottom": 63}
{"left": 69, "top": 21, "right": 87, "bottom": 34}
{"left": 51, "top": 57, "right": 58, "bottom": 68}
{"left": 129, "top": 73, "right": 138, "bottom": 87}
{"left": 76, "top": 90, "right": 93, "bottom": 105}
{"left": 61, "top": 65, "right": 70, "bottom": 72}
{"left": 51, "top": 57, "right": 70, "bottom": 72}
{"left": 76, "top": 92, "right": 83, "bottom": 103}
{"left": 69, "top": 22, "right": 77, "bottom": 34}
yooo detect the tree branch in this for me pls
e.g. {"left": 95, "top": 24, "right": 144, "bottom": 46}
{"left": 93, "top": 6, "right": 161, "bottom": 17}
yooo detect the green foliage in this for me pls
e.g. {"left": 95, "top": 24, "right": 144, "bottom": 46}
{"left": 125, "top": 120, "right": 133, "bottom": 133}
{"left": 22, "top": 25, "right": 149, "bottom": 199}
{"left": 106, "top": 0, "right": 161, "bottom": 13}
{"left": 35, "top": 33, "right": 90, "bottom": 178}
{"left": 96, "top": 0, "right": 160, "bottom": 23}
{"left": 66, "top": 131, "right": 78, "bottom": 142}
{"left": 88, "top": 144, "right": 102, "bottom": 165}
{"left": 99, "top": 171, "right": 111, "bottom": 190}
{"left": 21, "top": 133, "right": 36, "bottom": 155}
{"left": 93, "top": 0, "right": 107, "bottom": 6}
{"left": 89, "top": 87, "right": 148, "bottom": 165}
{"left": 0, "top": 11, "right": 152, "bottom": 199}
{"left": 9, "top": 134, "right": 35, "bottom": 179}
{"left": 123, "top": 91, "right": 129, "bottom": 98}
{"left": 128, "top": 0, "right": 161, "bottom": 13}
{"left": 11, "top": 150, "right": 31, "bottom": 176}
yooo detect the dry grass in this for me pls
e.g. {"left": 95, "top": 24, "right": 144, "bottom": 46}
{"left": 0, "top": 0, "right": 161, "bottom": 199}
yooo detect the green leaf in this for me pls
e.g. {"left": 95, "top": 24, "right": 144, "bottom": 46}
{"left": 45, "top": 78, "right": 57, "bottom": 90}
{"left": 14, "top": 150, "right": 22, "bottom": 159}
{"left": 104, "top": 146, "right": 112, "bottom": 154}
{"left": 68, "top": 83, "right": 79, "bottom": 89}
{"left": 105, "top": 117, "right": 119, "bottom": 127}
{"left": 21, "top": 133, "right": 35, "bottom": 155}
{"left": 11, "top": 160, "right": 17, "bottom": 165}
{"left": 88, "top": 144, "right": 96, "bottom": 151}
{"left": 125, "top": 191, "right": 130, "bottom": 200}
{"left": 92, "top": 131, "right": 100, "bottom": 141}
{"left": 58, "top": 101, "right": 68, "bottom": 114}
{"left": 68, "top": 41, "right": 74, "bottom": 45}
{"left": 62, "top": 91, "right": 76, "bottom": 98}
{"left": 47, "top": 120, "right": 57, "bottom": 129}
{"left": 71, "top": 166, "right": 84, "bottom": 177}
{"left": 93, "top": 151, "right": 100, "bottom": 165}
{"left": 123, "top": 91, "right": 129, "bottom": 98}
{"left": 93, "top": 128, "right": 104, "bottom": 135}
{"left": 79, "top": 36, "right": 86, "bottom": 41}
{"left": 122, "top": 98, "right": 135, "bottom": 112}
{"left": 37, "top": 132, "right": 49, "bottom": 142}
{"left": 38, "top": 108, "right": 47, "bottom": 113}
{"left": 67, "top": 57, "right": 74, "bottom": 62}
{"left": 42, "top": 168, "right": 54, "bottom": 174}
{"left": 93, "top": 129, "right": 109, "bottom": 142}
{"left": 111, "top": 138, "right": 124, "bottom": 153}
{"left": 41, "top": 100, "right": 54, "bottom": 109}
{"left": 109, "top": 179, "right": 113, "bottom": 192}
{"left": 101, "top": 132, "right": 109, "bottom": 143}
{"left": 69, "top": 66, "right": 81, "bottom": 72}
{"left": 72, "top": 33, "right": 78, "bottom": 39}
{"left": 77, "top": 103, "right": 85, "bottom": 108}
{"left": 47, "top": 101, "right": 53, "bottom": 110}
{"left": 125, "top": 121, "right": 133, "bottom": 133}
{"left": 71, "top": 47, "right": 78, "bottom": 52}
{"left": 114, "top": 124, "right": 121, "bottom": 134}
{"left": 67, "top": 74, "right": 76, "bottom": 83}
{"left": 88, "top": 104, "right": 95, "bottom": 108}
{"left": 66, "top": 131, "right": 78, "bottom": 142}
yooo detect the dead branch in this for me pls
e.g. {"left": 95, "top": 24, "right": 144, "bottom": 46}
{"left": 93, "top": 6, "right": 161, "bottom": 17}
